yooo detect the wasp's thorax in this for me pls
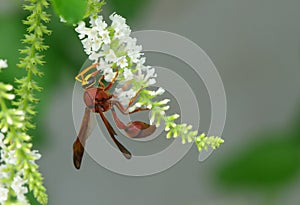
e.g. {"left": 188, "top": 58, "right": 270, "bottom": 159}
{"left": 84, "top": 87, "right": 113, "bottom": 112}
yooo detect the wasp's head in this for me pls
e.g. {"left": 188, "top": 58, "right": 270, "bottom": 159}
{"left": 76, "top": 69, "right": 101, "bottom": 89}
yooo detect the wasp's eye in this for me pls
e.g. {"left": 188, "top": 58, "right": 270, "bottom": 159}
{"left": 82, "top": 76, "right": 95, "bottom": 89}
{"left": 87, "top": 76, "right": 95, "bottom": 84}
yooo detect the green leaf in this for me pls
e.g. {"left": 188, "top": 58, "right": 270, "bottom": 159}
{"left": 216, "top": 131, "right": 300, "bottom": 190}
{"left": 51, "top": 0, "right": 87, "bottom": 24}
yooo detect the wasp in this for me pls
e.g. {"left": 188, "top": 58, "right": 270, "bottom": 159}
{"left": 73, "top": 63, "right": 156, "bottom": 169}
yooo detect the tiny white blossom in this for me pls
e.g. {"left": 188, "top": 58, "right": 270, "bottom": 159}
{"left": 0, "top": 165, "right": 9, "bottom": 179}
{"left": 6, "top": 150, "right": 17, "bottom": 165}
{"left": 101, "top": 30, "right": 111, "bottom": 45}
{"left": 161, "top": 106, "right": 170, "bottom": 111}
{"left": 88, "top": 28, "right": 99, "bottom": 41}
{"left": 150, "top": 111, "right": 156, "bottom": 125}
{"left": 75, "top": 22, "right": 89, "bottom": 39}
{"left": 89, "top": 52, "right": 102, "bottom": 62}
{"left": 144, "top": 68, "right": 156, "bottom": 80}
{"left": 0, "top": 150, "right": 5, "bottom": 162}
{"left": 155, "top": 87, "right": 165, "bottom": 95}
{"left": 0, "top": 59, "right": 8, "bottom": 69}
{"left": 103, "top": 67, "right": 116, "bottom": 82}
{"left": 0, "top": 133, "right": 4, "bottom": 147}
{"left": 110, "top": 13, "right": 126, "bottom": 27}
{"left": 128, "top": 49, "right": 142, "bottom": 63}
{"left": 6, "top": 116, "right": 13, "bottom": 125}
{"left": 91, "top": 38, "right": 102, "bottom": 52}
{"left": 123, "top": 68, "right": 133, "bottom": 80}
{"left": 116, "top": 56, "right": 128, "bottom": 69}
{"left": 94, "top": 16, "right": 108, "bottom": 32}
{"left": 1, "top": 126, "right": 7, "bottom": 133}
{"left": 4, "top": 84, "right": 13, "bottom": 91}
{"left": 0, "top": 187, "right": 9, "bottom": 204}
{"left": 31, "top": 150, "right": 42, "bottom": 160}
{"left": 105, "top": 49, "right": 118, "bottom": 63}
{"left": 12, "top": 176, "right": 28, "bottom": 202}
{"left": 81, "top": 38, "right": 93, "bottom": 55}
{"left": 96, "top": 58, "right": 109, "bottom": 71}
{"left": 135, "top": 102, "right": 142, "bottom": 107}
{"left": 159, "top": 99, "right": 170, "bottom": 105}
{"left": 147, "top": 78, "right": 156, "bottom": 86}
{"left": 5, "top": 93, "right": 15, "bottom": 100}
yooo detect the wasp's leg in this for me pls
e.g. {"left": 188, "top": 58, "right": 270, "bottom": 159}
{"left": 104, "top": 69, "right": 119, "bottom": 91}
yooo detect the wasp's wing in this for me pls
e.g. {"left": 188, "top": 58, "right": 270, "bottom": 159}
{"left": 73, "top": 107, "right": 92, "bottom": 169}
{"left": 98, "top": 111, "right": 132, "bottom": 159}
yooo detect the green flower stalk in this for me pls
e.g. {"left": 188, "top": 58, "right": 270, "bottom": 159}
{"left": 85, "top": 0, "right": 105, "bottom": 18}
{"left": 0, "top": 0, "right": 50, "bottom": 204}
{"left": 0, "top": 77, "right": 47, "bottom": 204}
{"left": 137, "top": 89, "right": 224, "bottom": 151}
{"left": 16, "top": 0, "right": 51, "bottom": 126}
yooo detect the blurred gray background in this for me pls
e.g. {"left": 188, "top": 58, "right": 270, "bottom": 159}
{"left": 1, "top": 0, "right": 300, "bottom": 204}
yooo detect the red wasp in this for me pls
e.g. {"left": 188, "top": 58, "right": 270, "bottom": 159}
{"left": 73, "top": 63, "right": 156, "bottom": 169}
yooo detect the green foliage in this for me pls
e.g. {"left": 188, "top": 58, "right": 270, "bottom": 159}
{"left": 51, "top": 0, "right": 87, "bottom": 24}
{"left": 51, "top": 0, "right": 105, "bottom": 24}
{"left": 107, "top": 0, "right": 147, "bottom": 22}
{"left": 216, "top": 132, "right": 300, "bottom": 189}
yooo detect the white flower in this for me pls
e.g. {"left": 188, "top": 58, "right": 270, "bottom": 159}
{"left": 93, "top": 16, "right": 107, "bottom": 32}
{"left": 0, "top": 133, "right": 4, "bottom": 148}
{"left": 128, "top": 49, "right": 142, "bottom": 63}
{"left": 6, "top": 150, "right": 17, "bottom": 165}
{"left": 103, "top": 67, "right": 116, "bottom": 82}
{"left": 91, "top": 38, "right": 102, "bottom": 52}
{"left": 155, "top": 87, "right": 165, "bottom": 95}
{"left": 159, "top": 99, "right": 170, "bottom": 105}
{"left": 75, "top": 22, "right": 89, "bottom": 39}
{"left": 124, "top": 37, "right": 137, "bottom": 49}
{"left": 89, "top": 52, "right": 102, "bottom": 62}
{"left": 1, "top": 126, "right": 7, "bottom": 133}
{"left": 116, "top": 56, "right": 128, "bottom": 69}
{"left": 114, "top": 27, "right": 131, "bottom": 40}
{"left": 147, "top": 78, "right": 156, "bottom": 86}
{"left": 96, "top": 59, "right": 108, "bottom": 71}
{"left": 0, "top": 165, "right": 9, "bottom": 179}
{"left": 88, "top": 28, "right": 99, "bottom": 41}
{"left": 123, "top": 68, "right": 133, "bottom": 80}
{"left": 105, "top": 49, "right": 118, "bottom": 63}
{"left": 12, "top": 176, "right": 28, "bottom": 202}
{"left": 31, "top": 150, "right": 42, "bottom": 160}
{"left": 110, "top": 13, "right": 126, "bottom": 30}
{"left": 101, "top": 30, "right": 111, "bottom": 45}
{"left": 0, "top": 187, "right": 8, "bottom": 204}
{"left": 0, "top": 59, "right": 8, "bottom": 69}
{"left": 81, "top": 38, "right": 93, "bottom": 55}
